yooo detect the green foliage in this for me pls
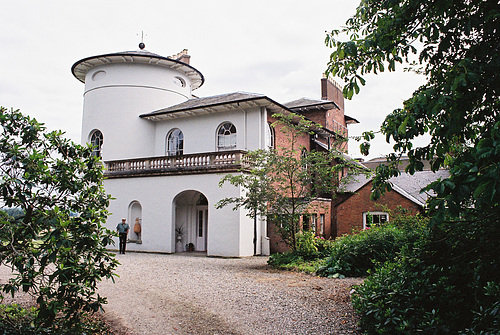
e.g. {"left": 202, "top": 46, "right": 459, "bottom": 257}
{"left": 0, "top": 304, "right": 38, "bottom": 335}
{"left": 295, "top": 231, "right": 319, "bottom": 259}
{"left": 0, "top": 303, "right": 114, "bottom": 334}
{"left": 317, "top": 222, "right": 428, "bottom": 278}
{"left": 314, "top": 236, "right": 335, "bottom": 258}
{"left": 327, "top": 1, "right": 499, "bottom": 332}
{"left": 461, "top": 282, "right": 500, "bottom": 335}
{"left": 268, "top": 233, "right": 335, "bottom": 273}
{"left": 267, "top": 252, "right": 326, "bottom": 274}
{"left": 352, "top": 254, "right": 450, "bottom": 334}
{"left": 352, "top": 217, "right": 500, "bottom": 334}
{"left": 318, "top": 207, "right": 428, "bottom": 278}
{"left": 218, "top": 112, "right": 366, "bottom": 250}
{"left": 326, "top": 0, "right": 499, "bottom": 218}
{"left": 0, "top": 107, "right": 118, "bottom": 329}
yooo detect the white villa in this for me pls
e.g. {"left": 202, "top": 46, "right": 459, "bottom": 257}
{"left": 72, "top": 44, "right": 356, "bottom": 257}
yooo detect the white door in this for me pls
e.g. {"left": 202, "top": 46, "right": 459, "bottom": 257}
{"left": 196, "top": 207, "right": 208, "bottom": 251}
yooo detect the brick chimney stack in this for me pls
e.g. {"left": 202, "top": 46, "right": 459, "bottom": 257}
{"left": 321, "top": 76, "right": 344, "bottom": 112}
{"left": 169, "top": 49, "right": 191, "bottom": 65}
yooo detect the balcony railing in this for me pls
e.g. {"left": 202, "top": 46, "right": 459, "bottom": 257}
{"left": 104, "top": 150, "right": 250, "bottom": 178}
{"left": 331, "top": 120, "right": 348, "bottom": 138}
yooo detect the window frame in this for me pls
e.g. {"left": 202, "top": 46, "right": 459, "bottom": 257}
{"left": 89, "top": 130, "right": 103, "bottom": 157}
{"left": 216, "top": 122, "right": 237, "bottom": 151}
{"left": 319, "top": 214, "right": 325, "bottom": 235}
{"left": 166, "top": 128, "right": 184, "bottom": 156}
{"left": 266, "top": 122, "right": 275, "bottom": 149}
{"left": 363, "top": 211, "right": 389, "bottom": 229}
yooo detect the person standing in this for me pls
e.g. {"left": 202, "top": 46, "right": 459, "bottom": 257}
{"left": 116, "top": 218, "right": 130, "bottom": 254}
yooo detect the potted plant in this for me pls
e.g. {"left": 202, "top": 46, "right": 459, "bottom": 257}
{"left": 175, "top": 225, "right": 184, "bottom": 242}
{"left": 175, "top": 225, "right": 184, "bottom": 253}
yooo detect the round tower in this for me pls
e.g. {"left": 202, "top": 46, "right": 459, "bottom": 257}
{"left": 72, "top": 45, "right": 204, "bottom": 161}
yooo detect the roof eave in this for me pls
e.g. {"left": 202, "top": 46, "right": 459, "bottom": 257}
{"left": 140, "top": 95, "right": 288, "bottom": 121}
{"left": 71, "top": 52, "right": 205, "bottom": 90}
{"left": 288, "top": 100, "right": 340, "bottom": 112}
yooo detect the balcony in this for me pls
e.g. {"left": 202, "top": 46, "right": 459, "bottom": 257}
{"left": 104, "top": 150, "right": 250, "bottom": 179}
{"left": 331, "top": 120, "right": 348, "bottom": 138}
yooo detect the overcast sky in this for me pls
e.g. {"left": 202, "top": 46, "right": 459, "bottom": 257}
{"left": 0, "top": 0, "right": 426, "bottom": 160}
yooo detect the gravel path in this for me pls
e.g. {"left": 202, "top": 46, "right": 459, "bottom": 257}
{"left": 98, "top": 253, "right": 363, "bottom": 335}
{"left": 0, "top": 252, "right": 363, "bottom": 334}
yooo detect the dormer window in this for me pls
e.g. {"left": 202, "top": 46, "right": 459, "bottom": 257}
{"left": 89, "top": 130, "right": 103, "bottom": 157}
{"left": 166, "top": 128, "right": 184, "bottom": 156}
{"left": 217, "top": 122, "right": 237, "bottom": 151}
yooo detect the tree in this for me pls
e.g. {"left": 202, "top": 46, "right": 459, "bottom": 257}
{"left": 326, "top": 1, "right": 499, "bottom": 333}
{"left": 217, "top": 113, "right": 364, "bottom": 251}
{"left": 0, "top": 107, "right": 118, "bottom": 330}
{"left": 326, "top": 0, "right": 499, "bottom": 206}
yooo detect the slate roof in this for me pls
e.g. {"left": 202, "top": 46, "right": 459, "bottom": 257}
{"left": 283, "top": 98, "right": 359, "bottom": 124}
{"left": 140, "top": 92, "right": 273, "bottom": 118}
{"left": 341, "top": 169, "right": 450, "bottom": 207}
{"left": 313, "top": 140, "right": 368, "bottom": 170}
{"left": 140, "top": 92, "right": 343, "bottom": 139}
{"left": 284, "top": 98, "right": 338, "bottom": 110}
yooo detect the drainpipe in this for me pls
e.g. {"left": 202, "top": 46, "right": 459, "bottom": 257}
{"left": 254, "top": 216, "right": 257, "bottom": 256}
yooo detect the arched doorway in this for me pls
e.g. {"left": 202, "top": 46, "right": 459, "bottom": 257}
{"left": 173, "top": 191, "right": 208, "bottom": 252}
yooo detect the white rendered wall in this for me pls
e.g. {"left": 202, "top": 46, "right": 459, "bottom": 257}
{"left": 81, "top": 63, "right": 192, "bottom": 161}
{"left": 153, "top": 107, "right": 265, "bottom": 155}
{"left": 104, "top": 173, "right": 254, "bottom": 257}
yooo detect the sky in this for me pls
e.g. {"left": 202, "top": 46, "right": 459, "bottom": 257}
{"left": 0, "top": 0, "right": 426, "bottom": 160}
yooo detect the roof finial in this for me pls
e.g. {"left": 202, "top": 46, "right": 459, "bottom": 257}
{"left": 137, "top": 31, "right": 147, "bottom": 50}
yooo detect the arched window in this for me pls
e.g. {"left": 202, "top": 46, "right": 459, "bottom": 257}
{"left": 217, "top": 122, "right": 237, "bottom": 151}
{"left": 89, "top": 130, "right": 103, "bottom": 157}
{"left": 266, "top": 122, "right": 275, "bottom": 149}
{"left": 166, "top": 128, "right": 184, "bottom": 156}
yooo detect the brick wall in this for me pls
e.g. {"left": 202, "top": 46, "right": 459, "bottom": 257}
{"left": 297, "top": 109, "right": 327, "bottom": 128}
{"left": 321, "top": 77, "right": 344, "bottom": 111}
{"left": 268, "top": 199, "right": 332, "bottom": 254}
{"left": 268, "top": 113, "right": 311, "bottom": 154}
{"left": 335, "top": 181, "right": 422, "bottom": 236}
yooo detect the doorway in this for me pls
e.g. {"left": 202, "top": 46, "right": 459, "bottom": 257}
{"left": 173, "top": 191, "right": 208, "bottom": 252}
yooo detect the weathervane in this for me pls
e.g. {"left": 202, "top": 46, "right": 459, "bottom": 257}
{"left": 137, "top": 31, "right": 147, "bottom": 50}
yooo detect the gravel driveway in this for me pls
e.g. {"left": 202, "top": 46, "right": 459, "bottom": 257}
{"left": 97, "top": 252, "right": 363, "bottom": 335}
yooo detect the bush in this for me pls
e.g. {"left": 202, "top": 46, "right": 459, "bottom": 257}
{"left": 268, "top": 232, "right": 335, "bottom": 273}
{"left": 0, "top": 303, "right": 113, "bottom": 334}
{"left": 267, "top": 251, "right": 326, "bottom": 273}
{"left": 315, "top": 236, "right": 335, "bottom": 258}
{"left": 318, "top": 207, "right": 429, "bottom": 278}
{"left": 352, "top": 216, "right": 500, "bottom": 334}
{"left": 295, "top": 231, "right": 319, "bottom": 259}
{"left": 0, "top": 108, "right": 118, "bottom": 329}
{"left": 317, "top": 219, "right": 428, "bottom": 278}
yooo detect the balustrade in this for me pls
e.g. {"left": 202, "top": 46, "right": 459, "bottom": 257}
{"left": 105, "top": 150, "right": 249, "bottom": 178}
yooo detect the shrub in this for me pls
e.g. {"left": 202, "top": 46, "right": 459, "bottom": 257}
{"left": 317, "top": 209, "right": 428, "bottom": 278}
{"left": 0, "top": 108, "right": 118, "bottom": 329}
{"left": 352, "top": 216, "right": 500, "bottom": 334}
{"left": 267, "top": 251, "right": 326, "bottom": 273}
{"left": 317, "top": 224, "right": 427, "bottom": 278}
{"left": 0, "top": 303, "right": 113, "bottom": 334}
{"left": 315, "top": 236, "right": 335, "bottom": 258}
{"left": 295, "top": 231, "right": 319, "bottom": 259}
{"left": 267, "top": 251, "right": 300, "bottom": 268}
